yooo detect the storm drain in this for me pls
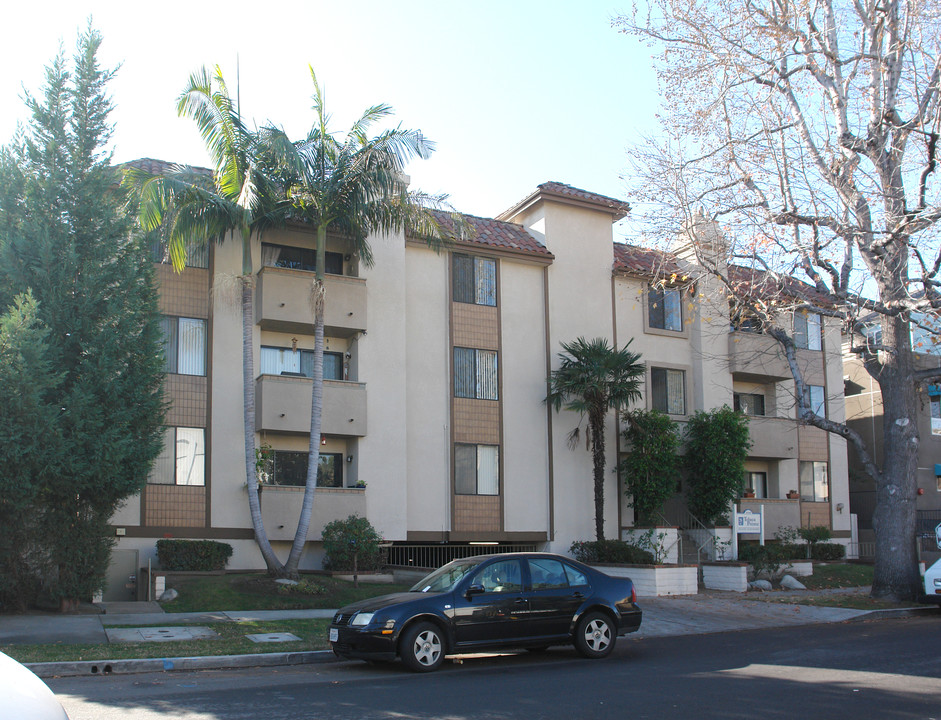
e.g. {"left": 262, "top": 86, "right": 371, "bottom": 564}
{"left": 245, "top": 632, "right": 302, "bottom": 643}
{"left": 105, "top": 626, "right": 218, "bottom": 643}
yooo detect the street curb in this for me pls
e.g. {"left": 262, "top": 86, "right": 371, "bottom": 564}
{"left": 27, "top": 650, "right": 337, "bottom": 679}
{"left": 846, "top": 605, "right": 939, "bottom": 622}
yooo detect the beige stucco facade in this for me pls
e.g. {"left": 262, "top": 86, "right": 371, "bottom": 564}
{"left": 111, "top": 178, "right": 852, "bottom": 576}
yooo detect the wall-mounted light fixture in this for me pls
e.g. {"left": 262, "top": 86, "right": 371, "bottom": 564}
{"left": 346, "top": 455, "right": 353, "bottom": 463}
{"left": 320, "top": 435, "right": 327, "bottom": 446}
{"left": 291, "top": 337, "right": 298, "bottom": 352}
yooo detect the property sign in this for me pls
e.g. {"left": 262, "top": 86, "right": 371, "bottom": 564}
{"left": 936, "top": 522, "right": 941, "bottom": 550}
{"left": 736, "top": 509, "right": 762, "bottom": 534}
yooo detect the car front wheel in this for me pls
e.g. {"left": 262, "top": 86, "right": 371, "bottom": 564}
{"left": 400, "top": 621, "right": 446, "bottom": 672}
{"left": 574, "top": 611, "right": 615, "bottom": 659}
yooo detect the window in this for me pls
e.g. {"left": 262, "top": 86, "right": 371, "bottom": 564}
{"left": 799, "top": 461, "right": 829, "bottom": 502}
{"left": 453, "top": 255, "right": 496, "bottom": 306}
{"left": 149, "top": 427, "right": 206, "bottom": 486}
{"left": 734, "top": 393, "right": 765, "bottom": 416}
{"left": 267, "top": 450, "right": 343, "bottom": 488}
{"left": 648, "top": 286, "right": 682, "bottom": 331}
{"left": 150, "top": 238, "right": 209, "bottom": 268}
{"left": 261, "top": 243, "right": 343, "bottom": 275}
{"left": 260, "top": 346, "right": 343, "bottom": 380}
{"left": 795, "top": 311, "right": 822, "bottom": 350}
{"left": 454, "top": 348, "right": 498, "bottom": 400}
{"left": 650, "top": 367, "right": 686, "bottom": 415}
{"left": 745, "top": 471, "right": 768, "bottom": 498}
{"left": 455, "top": 444, "right": 499, "bottom": 495}
{"left": 161, "top": 317, "right": 206, "bottom": 375}
{"left": 803, "top": 385, "right": 826, "bottom": 417}
{"left": 470, "top": 559, "right": 521, "bottom": 593}
{"left": 931, "top": 393, "right": 941, "bottom": 436}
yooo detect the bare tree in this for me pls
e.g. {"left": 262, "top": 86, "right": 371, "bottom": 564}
{"left": 616, "top": 0, "right": 941, "bottom": 600}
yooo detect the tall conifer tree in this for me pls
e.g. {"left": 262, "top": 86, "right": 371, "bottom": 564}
{"left": 0, "top": 25, "right": 165, "bottom": 610}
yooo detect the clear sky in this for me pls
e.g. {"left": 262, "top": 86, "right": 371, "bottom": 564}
{"left": 1, "top": 1, "right": 659, "bottom": 232}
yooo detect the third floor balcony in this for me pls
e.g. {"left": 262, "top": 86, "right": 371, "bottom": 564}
{"left": 256, "top": 266, "right": 367, "bottom": 337}
{"left": 255, "top": 374, "right": 367, "bottom": 436}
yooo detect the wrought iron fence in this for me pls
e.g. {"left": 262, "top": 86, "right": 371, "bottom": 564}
{"left": 385, "top": 543, "right": 540, "bottom": 571}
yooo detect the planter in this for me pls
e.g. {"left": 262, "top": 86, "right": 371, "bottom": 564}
{"left": 592, "top": 563, "right": 698, "bottom": 597}
{"left": 702, "top": 562, "right": 749, "bottom": 592}
{"left": 786, "top": 491, "right": 800, "bottom": 500}
{"left": 743, "top": 491, "right": 756, "bottom": 498}
{"left": 621, "top": 526, "right": 680, "bottom": 565}
{"left": 782, "top": 560, "right": 813, "bottom": 577}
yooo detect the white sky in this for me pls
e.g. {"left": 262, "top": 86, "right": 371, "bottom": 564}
{"left": 1, "top": 0, "right": 659, "bottom": 230}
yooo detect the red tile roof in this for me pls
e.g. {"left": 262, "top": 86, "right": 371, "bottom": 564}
{"left": 426, "top": 210, "right": 552, "bottom": 258}
{"left": 614, "top": 241, "right": 836, "bottom": 307}
{"left": 498, "top": 182, "right": 630, "bottom": 222}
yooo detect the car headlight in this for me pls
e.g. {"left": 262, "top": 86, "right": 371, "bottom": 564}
{"left": 351, "top": 612, "right": 375, "bottom": 627}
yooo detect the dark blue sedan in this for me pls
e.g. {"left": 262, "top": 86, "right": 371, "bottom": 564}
{"left": 329, "top": 552, "right": 642, "bottom": 672}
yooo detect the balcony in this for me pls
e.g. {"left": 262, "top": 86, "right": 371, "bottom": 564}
{"left": 747, "top": 416, "right": 798, "bottom": 458}
{"left": 255, "top": 374, "right": 366, "bottom": 436}
{"left": 728, "top": 331, "right": 790, "bottom": 381}
{"left": 260, "top": 486, "right": 365, "bottom": 541}
{"left": 256, "top": 266, "right": 366, "bottom": 337}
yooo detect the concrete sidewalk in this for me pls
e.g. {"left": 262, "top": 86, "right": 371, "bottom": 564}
{"left": 1, "top": 590, "right": 934, "bottom": 678}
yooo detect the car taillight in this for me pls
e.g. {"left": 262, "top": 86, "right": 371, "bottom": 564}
{"left": 631, "top": 586, "right": 637, "bottom": 604}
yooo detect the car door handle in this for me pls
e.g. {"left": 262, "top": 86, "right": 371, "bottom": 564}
{"left": 514, "top": 597, "right": 527, "bottom": 605}
{"left": 572, "top": 592, "right": 584, "bottom": 599}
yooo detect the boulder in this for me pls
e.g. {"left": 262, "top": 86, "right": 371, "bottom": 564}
{"left": 748, "top": 579, "right": 773, "bottom": 591}
{"left": 158, "top": 588, "right": 179, "bottom": 602}
{"left": 780, "top": 574, "right": 807, "bottom": 590}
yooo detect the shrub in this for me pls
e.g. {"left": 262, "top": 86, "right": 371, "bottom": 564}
{"left": 322, "top": 515, "right": 385, "bottom": 572}
{"left": 811, "top": 543, "right": 846, "bottom": 561}
{"left": 798, "top": 525, "right": 832, "bottom": 546}
{"left": 156, "top": 539, "right": 233, "bottom": 571}
{"left": 738, "top": 543, "right": 793, "bottom": 578}
{"left": 684, "top": 407, "right": 751, "bottom": 524}
{"left": 620, "top": 409, "right": 681, "bottom": 526}
{"left": 569, "top": 539, "right": 655, "bottom": 565}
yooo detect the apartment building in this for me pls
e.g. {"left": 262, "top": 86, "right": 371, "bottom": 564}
{"left": 106, "top": 170, "right": 851, "bottom": 589}
{"left": 844, "top": 338, "right": 941, "bottom": 556}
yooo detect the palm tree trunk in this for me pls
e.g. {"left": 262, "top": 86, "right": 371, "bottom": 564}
{"left": 284, "top": 227, "right": 328, "bottom": 575}
{"left": 590, "top": 413, "right": 607, "bottom": 542}
{"left": 241, "top": 274, "right": 283, "bottom": 574}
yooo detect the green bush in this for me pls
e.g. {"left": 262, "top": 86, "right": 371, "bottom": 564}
{"left": 156, "top": 539, "right": 233, "bottom": 571}
{"left": 683, "top": 407, "right": 751, "bottom": 524}
{"left": 322, "top": 515, "right": 385, "bottom": 572}
{"left": 620, "top": 409, "right": 681, "bottom": 526}
{"left": 811, "top": 543, "right": 846, "bottom": 561}
{"left": 569, "top": 539, "right": 655, "bottom": 565}
{"left": 798, "top": 525, "right": 832, "bottom": 545}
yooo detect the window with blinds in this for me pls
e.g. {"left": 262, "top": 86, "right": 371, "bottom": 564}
{"left": 161, "top": 317, "right": 206, "bottom": 376}
{"left": 455, "top": 443, "right": 499, "bottom": 495}
{"left": 260, "top": 346, "right": 343, "bottom": 380}
{"left": 453, "top": 255, "right": 497, "bottom": 306}
{"left": 148, "top": 427, "right": 206, "bottom": 486}
{"left": 454, "top": 348, "right": 498, "bottom": 400}
{"left": 648, "top": 285, "right": 683, "bottom": 331}
{"left": 651, "top": 367, "right": 686, "bottom": 415}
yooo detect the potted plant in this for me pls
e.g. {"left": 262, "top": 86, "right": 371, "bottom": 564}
{"left": 786, "top": 490, "right": 800, "bottom": 499}
{"left": 743, "top": 487, "right": 756, "bottom": 498}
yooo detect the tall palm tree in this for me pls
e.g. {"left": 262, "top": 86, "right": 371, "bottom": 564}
{"left": 124, "top": 66, "right": 286, "bottom": 574}
{"left": 546, "top": 337, "right": 644, "bottom": 542}
{"left": 258, "top": 68, "right": 455, "bottom": 576}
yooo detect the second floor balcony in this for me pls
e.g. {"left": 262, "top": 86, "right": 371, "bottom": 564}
{"left": 256, "top": 374, "right": 367, "bottom": 436}
{"left": 747, "top": 415, "right": 798, "bottom": 459}
{"left": 728, "top": 330, "right": 791, "bottom": 381}
{"left": 256, "top": 266, "right": 367, "bottom": 337}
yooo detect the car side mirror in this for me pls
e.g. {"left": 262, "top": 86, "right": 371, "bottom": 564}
{"left": 465, "top": 583, "right": 485, "bottom": 599}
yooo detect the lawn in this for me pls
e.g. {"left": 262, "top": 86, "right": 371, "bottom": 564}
{"left": 800, "top": 562, "right": 873, "bottom": 590}
{"left": 3, "top": 619, "right": 333, "bottom": 665}
{"left": 161, "top": 573, "right": 413, "bottom": 613}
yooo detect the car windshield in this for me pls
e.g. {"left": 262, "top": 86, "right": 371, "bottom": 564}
{"left": 410, "top": 557, "right": 483, "bottom": 593}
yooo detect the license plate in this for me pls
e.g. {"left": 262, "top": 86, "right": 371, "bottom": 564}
{"left": 329, "top": 628, "right": 338, "bottom": 642}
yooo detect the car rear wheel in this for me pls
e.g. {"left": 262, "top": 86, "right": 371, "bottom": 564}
{"left": 574, "top": 611, "right": 615, "bottom": 659}
{"left": 400, "top": 622, "right": 446, "bottom": 672}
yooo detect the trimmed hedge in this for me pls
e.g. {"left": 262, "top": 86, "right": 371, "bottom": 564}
{"left": 811, "top": 543, "right": 846, "bottom": 561}
{"left": 156, "top": 539, "right": 233, "bottom": 571}
{"left": 322, "top": 515, "right": 385, "bottom": 572}
{"left": 570, "top": 539, "right": 655, "bottom": 565}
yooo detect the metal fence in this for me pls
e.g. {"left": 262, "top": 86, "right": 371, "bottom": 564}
{"left": 385, "top": 543, "right": 540, "bottom": 571}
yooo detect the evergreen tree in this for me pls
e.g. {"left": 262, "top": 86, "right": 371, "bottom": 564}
{"left": 0, "top": 25, "right": 165, "bottom": 610}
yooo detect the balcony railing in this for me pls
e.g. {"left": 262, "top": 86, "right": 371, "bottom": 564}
{"left": 256, "top": 266, "right": 366, "bottom": 337}
{"left": 255, "top": 374, "right": 366, "bottom": 436}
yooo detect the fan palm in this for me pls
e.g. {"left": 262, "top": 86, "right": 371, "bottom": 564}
{"left": 124, "top": 66, "right": 286, "bottom": 573}
{"left": 547, "top": 337, "right": 644, "bottom": 541}
{"left": 258, "top": 68, "right": 455, "bottom": 575}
